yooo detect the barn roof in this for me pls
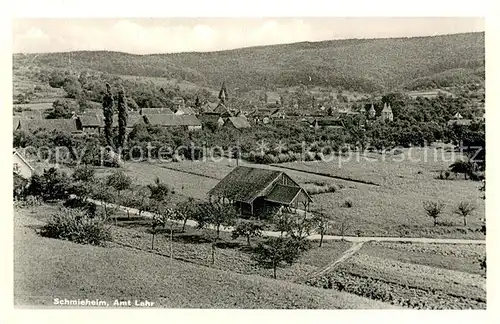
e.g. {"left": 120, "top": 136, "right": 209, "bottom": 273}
{"left": 78, "top": 115, "right": 104, "bottom": 127}
{"left": 78, "top": 114, "right": 143, "bottom": 128}
{"left": 21, "top": 110, "right": 44, "bottom": 119}
{"left": 81, "top": 109, "right": 104, "bottom": 116}
{"left": 264, "top": 184, "right": 304, "bottom": 205}
{"left": 143, "top": 114, "right": 202, "bottom": 127}
{"left": 140, "top": 108, "right": 174, "bottom": 115}
{"left": 226, "top": 117, "right": 251, "bottom": 129}
{"left": 20, "top": 119, "right": 79, "bottom": 133}
{"left": 208, "top": 166, "right": 282, "bottom": 203}
{"left": 176, "top": 106, "right": 197, "bottom": 115}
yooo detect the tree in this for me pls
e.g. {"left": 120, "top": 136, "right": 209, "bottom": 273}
{"left": 72, "top": 165, "right": 95, "bottom": 183}
{"left": 27, "top": 167, "right": 71, "bottom": 201}
{"left": 149, "top": 215, "right": 164, "bottom": 250}
{"left": 453, "top": 201, "right": 476, "bottom": 226}
{"left": 102, "top": 83, "right": 114, "bottom": 148}
{"left": 176, "top": 197, "right": 197, "bottom": 232}
{"left": 106, "top": 170, "right": 132, "bottom": 193}
{"left": 194, "top": 201, "right": 237, "bottom": 264}
{"left": 147, "top": 177, "right": 173, "bottom": 202}
{"left": 146, "top": 178, "right": 175, "bottom": 258}
{"left": 280, "top": 211, "right": 316, "bottom": 242}
{"left": 253, "top": 237, "right": 305, "bottom": 279}
{"left": 117, "top": 85, "right": 128, "bottom": 149}
{"left": 450, "top": 159, "right": 473, "bottom": 180}
{"left": 336, "top": 214, "right": 352, "bottom": 239}
{"left": 62, "top": 75, "right": 83, "bottom": 99}
{"left": 91, "top": 181, "right": 117, "bottom": 221}
{"left": 312, "top": 211, "right": 334, "bottom": 247}
{"left": 232, "top": 220, "right": 265, "bottom": 246}
{"left": 423, "top": 201, "right": 445, "bottom": 226}
{"left": 134, "top": 186, "right": 151, "bottom": 216}
{"left": 195, "top": 201, "right": 237, "bottom": 240}
{"left": 46, "top": 99, "right": 78, "bottom": 119}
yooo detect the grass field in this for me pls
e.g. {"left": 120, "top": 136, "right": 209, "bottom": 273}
{"left": 277, "top": 148, "right": 485, "bottom": 239}
{"left": 14, "top": 209, "right": 393, "bottom": 309}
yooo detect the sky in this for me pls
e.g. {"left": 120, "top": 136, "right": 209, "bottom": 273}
{"left": 13, "top": 17, "right": 485, "bottom": 55}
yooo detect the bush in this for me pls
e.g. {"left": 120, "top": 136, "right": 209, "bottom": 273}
{"left": 341, "top": 199, "right": 353, "bottom": 208}
{"left": 63, "top": 197, "right": 97, "bottom": 217}
{"left": 40, "top": 208, "right": 111, "bottom": 246}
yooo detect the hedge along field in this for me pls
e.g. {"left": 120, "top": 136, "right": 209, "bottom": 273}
{"left": 280, "top": 147, "right": 468, "bottom": 186}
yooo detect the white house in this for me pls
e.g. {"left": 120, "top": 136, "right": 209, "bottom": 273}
{"left": 13, "top": 150, "right": 35, "bottom": 179}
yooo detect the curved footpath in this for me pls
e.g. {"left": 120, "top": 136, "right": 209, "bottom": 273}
{"left": 89, "top": 199, "right": 485, "bottom": 245}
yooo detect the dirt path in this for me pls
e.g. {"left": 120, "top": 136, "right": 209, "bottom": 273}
{"left": 306, "top": 241, "right": 366, "bottom": 280}
{"left": 89, "top": 199, "right": 485, "bottom": 245}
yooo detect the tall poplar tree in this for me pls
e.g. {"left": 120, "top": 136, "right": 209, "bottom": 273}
{"left": 102, "top": 83, "right": 114, "bottom": 148}
{"left": 117, "top": 85, "right": 128, "bottom": 149}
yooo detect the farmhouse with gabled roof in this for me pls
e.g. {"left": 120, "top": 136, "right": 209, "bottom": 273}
{"left": 208, "top": 166, "right": 312, "bottom": 216}
{"left": 13, "top": 149, "right": 35, "bottom": 179}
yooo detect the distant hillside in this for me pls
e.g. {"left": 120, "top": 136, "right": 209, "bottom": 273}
{"left": 13, "top": 32, "right": 484, "bottom": 93}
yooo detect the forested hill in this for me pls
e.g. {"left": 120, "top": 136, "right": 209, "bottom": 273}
{"left": 14, "top": 32, "right": 484, "bottom": 93}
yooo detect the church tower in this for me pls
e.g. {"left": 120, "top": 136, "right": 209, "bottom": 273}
{"left": 218, "top": 82, "right": 229, "bottom": 104}
{"left": 368, "top": 103, "right": 376, "bottom": 119}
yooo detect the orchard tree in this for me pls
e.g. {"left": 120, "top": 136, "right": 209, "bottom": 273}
{"left": 91, "top": 181, "right": 117, "bottom": 221}
{"left": 176, "top": 197, "right": 197, "bottom": 232}
{"left": 453, "top": 201, "right": 476, "bottom": 226}
{"left": 312, "top": 210, "right": 334, "bottom": 247}
{"left": 232, "top": 220, "right": 265, "bottom": 246}
{"left": 194, "top": 201, "right": 238, "bottom": 264}
{"left": 450, "top": 159, "right": 473, "bottom": 180}
{"left": 253, "top": 237, "right": 306, "bottom": 279}
{"left": 423, "top": 201, "right": 445, "bottom": 226}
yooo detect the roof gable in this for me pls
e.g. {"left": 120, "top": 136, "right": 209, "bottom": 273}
{"left": 13, "top": 150, "right": 35, "bottom": 171}
{"left": 226, "top": 117, "right": 251, "bottom": 129}
{"left": 264, "top": 184, "right": 303, "bottom": 205}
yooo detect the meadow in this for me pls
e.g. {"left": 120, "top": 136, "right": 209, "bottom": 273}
{"left": 15, "top": 209, "right": 391, "bottom": 309}
{"left": 278, "top": 148, "right": 485, "bottom": 238}
{"left": 16, "top": 203, "right": 484, "bottom": 309}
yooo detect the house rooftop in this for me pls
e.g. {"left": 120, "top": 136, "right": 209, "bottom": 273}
{"left": 143, "top": 114, "right": 202, "bottom": 127}
{"left": 140, "top": 107, "right": 174, "bottom": 115}
{"left": 226, "top": 117, "right": 251, "bottom": 129}
{"left": 19, "top": 119, "right": 79, "bottom": 133}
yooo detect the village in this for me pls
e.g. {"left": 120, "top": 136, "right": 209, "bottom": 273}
{"left": 12, "top": 26, "right": 486, "bottom": 310}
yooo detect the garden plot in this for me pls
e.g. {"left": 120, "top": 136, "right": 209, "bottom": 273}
{"left": 362, "top": 241, "right": 485, "bottom": 275}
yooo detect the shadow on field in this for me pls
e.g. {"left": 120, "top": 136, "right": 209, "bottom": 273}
{"left": 172, "top": 233, "right": 212, "bottom": 244}
{"left": 215, "top": 241, "right": 241, "bottom": 249}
